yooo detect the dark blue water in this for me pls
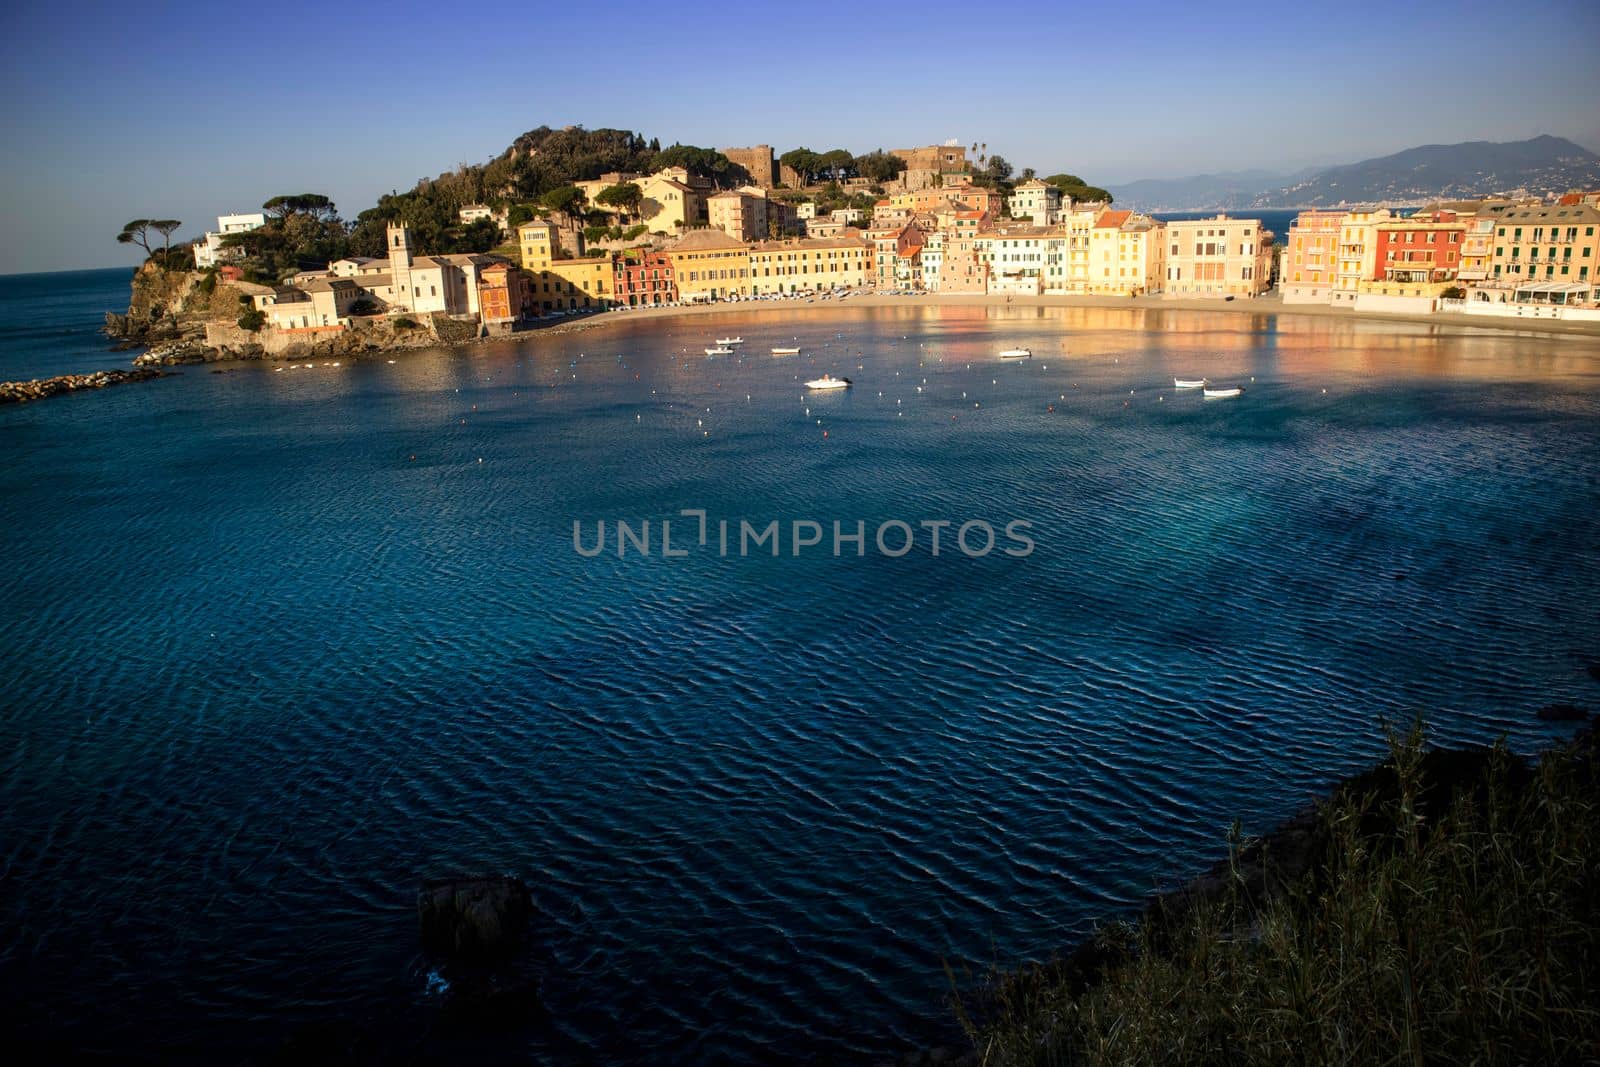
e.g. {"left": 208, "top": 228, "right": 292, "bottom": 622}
{"left": 1155, "top": 209, "right": 1299, "bottom": 240}
{"left": 3, "top": 273, "right": 1599, "bottom": 1062}
{"left": 0, "top": 267, "right": 138, "bottom": 380}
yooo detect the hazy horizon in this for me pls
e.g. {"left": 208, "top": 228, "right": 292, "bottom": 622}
{"left": 3, "top": 0, "right": 1598, "bottom": 274}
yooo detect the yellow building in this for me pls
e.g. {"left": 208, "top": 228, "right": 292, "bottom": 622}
{"left": 516, "top": 220, "right": 613, "bottom": 311}
{"left": 1059, "top": 206, "right": 1099, "bottom": 292}
{"left": 665, "top": 228, "right": 751, "bottom": 301}
{"left": 1488, "top": 201, "right": 1600, "bottom": 288}
{"left": 1332, "top": 208, "right": 1392, "bottom": 306}
{"left": 1164, "top": 215, "right": 1274, "bottom": 298}
{"left": 637, "top": 173, "right": 701, "bottom": 234}
{"left": 1087, "top": 211, "right": 1165, "bottom": 295}
{"left": 748, "top": 234, "right": 870, "bottom": 294}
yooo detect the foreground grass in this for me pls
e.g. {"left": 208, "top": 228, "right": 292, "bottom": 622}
{"left": 957, "top": 722, "right": 1600, "bottom": 1065}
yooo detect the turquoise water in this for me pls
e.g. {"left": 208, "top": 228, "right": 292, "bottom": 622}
{"left": 2, "top": 273, "right": 1599, "bottom": 1061}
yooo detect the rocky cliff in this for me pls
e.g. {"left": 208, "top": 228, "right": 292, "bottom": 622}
{"left": 104, "top": 262, "right": 243, "bottom": 344}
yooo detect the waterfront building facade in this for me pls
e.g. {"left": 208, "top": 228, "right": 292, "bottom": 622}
{"left": 1163, "top": 215, "right": 1273, "bottom": 298}
{"left": 613, "top": 248, "right": 677, "bottom": 306}
{"left": 665, "top": 228, "right": 751, "bottom": 301}
{"left": 1332, "top": 208, "right": 1392, "bottom": 306}
{"left": 1281, "top": 209, "right": 1345, "bottom": 303}
{"left": 748, "top": 235, "right": 870, "bottom": 294}
{"left": 515, "top": 220, "right": 613, "bottom": 310}
{"left": 1488, "top": 202, "right": 1600, "bottom": 286}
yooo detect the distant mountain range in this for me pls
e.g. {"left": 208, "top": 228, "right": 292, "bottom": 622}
{"left": 1112, "top": 136, "right": 1600, "bottom": 211}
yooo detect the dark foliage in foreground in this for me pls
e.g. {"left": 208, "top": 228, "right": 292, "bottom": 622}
{"left": 956, "top": 721, "right": 1600, "bottom": 1065}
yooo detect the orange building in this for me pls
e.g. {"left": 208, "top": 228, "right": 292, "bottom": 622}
{"left": 1281, "top": 210, "right": 1345, "bottom": 303}
{"left": 476, "top": 262, "right": 530, "bottom": 325}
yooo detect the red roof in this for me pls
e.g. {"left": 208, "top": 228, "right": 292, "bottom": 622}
{"left": 1094, "top": 210, "right": 1132, "bottom": 229}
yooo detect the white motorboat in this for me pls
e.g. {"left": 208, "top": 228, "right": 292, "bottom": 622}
{"left": 771, "top": 347, "right": 801, "bottom": 355}
{"left": 805, "top": 375, "right": 851, "bottom": 389}
{"left": 705, "top": 346, "right": 733, "bottom": 356}
{"left": 1203, "top": 386, "right": 1243, "bottom": 399}
{"left": 999, "top": 348, "right": 1032, "bottom": 359}
{"left": 715, "top": 336, "right": 744, "bottom": 345}
{"left": 1174, "top": 378, "right": 1207, "bottom": 389}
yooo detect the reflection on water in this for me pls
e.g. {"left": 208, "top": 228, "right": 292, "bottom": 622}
{"left": 1, "top": 302, "right": 1598, "bottom": 1063}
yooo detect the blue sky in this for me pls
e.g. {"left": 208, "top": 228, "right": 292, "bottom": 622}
{"left": 3, "top": 0, "right": 1598, "bottom": 274}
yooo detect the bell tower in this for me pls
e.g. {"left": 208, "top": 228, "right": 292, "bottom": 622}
{"left": 387, "top": 223, "right": 415, "bottom": 309}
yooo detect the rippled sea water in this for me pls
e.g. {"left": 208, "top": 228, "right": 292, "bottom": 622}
{"left": 3, "top": 280, "right": 1599, "bottom": 1062}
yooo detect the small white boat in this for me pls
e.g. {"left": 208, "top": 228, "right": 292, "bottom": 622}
{"left": 771, "top": 347, "right": 801, "bottom": 355}
{"left": 1174, "top": 378, "right": 1207, "bottom": 389}
{"left": 705, "top": 346, "right": 733, "bottom": 356}
{"left": 1203, "top": 386, "right": 1243, "bottom": 399}
{"left": 716, "top": 336, "right": 744, "bottom": 345}
{"left": 999, "top": 348, "right": 1032, "bottom": 359}
{"left": 805, "top": 375, "right": 851, "bottom": 389}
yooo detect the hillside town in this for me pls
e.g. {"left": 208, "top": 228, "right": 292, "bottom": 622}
{"left": 186, "top": 142, "right": 1600, "bottom": 344}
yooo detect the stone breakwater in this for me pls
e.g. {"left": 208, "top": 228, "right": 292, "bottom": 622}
{"left": 0, "top": 368, "right": 171, "bottom": 405}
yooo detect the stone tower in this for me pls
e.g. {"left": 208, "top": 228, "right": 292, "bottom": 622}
{"left": 387, "top": 223, "right": 416, "bottom": 309}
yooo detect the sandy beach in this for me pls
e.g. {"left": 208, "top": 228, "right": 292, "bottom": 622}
{"left": 537, "top": 289, "right": 1600, "bottom": 340}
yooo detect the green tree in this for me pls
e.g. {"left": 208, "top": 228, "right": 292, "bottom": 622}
{"left": 150, "top": 219, "right": 183, "bottom": 262}
{"left": 985, "top": 155, "right": 1013, "bottom": 183}
{"left": 781, "top": 148, "right": 824, "bottom": 185}
{"left": 263, "top": 194, "right": 338, "bottom": 223}
{"left": 596, "top": 182, "right": 644, "bottom": 219}
{"left": 854, "top": 150, "right": 906, "bottom": 184}
{"left": 653, "top": 144, "right": 750, "bottom": 187}
{"left": 819, "top": 149, "right": 855, "bottom": 182}
{"left": 539, "top": 185, "right": 585, "bottom": 214}
{"left": 1044, "top": 173, "right": 1114, "bottom": 204}
{"left": 116, "top": 219, "right": 155, "bottom": 258}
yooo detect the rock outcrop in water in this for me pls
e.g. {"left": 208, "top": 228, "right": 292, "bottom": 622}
{"left": 418, "top": 876, "right": 543, "bottom": 1025}
{"left": 104, "top": 261, "right": 245, "bottom": 345}
{"left": 419, "top": 876, "right": 534, "bottom": 959}
{"left": 1, "top": 368, "right": 170, "bottom": 404}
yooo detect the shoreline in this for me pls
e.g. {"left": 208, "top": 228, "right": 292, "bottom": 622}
{"left": 520, "top": 289, "right": 1600, "bottom": 341}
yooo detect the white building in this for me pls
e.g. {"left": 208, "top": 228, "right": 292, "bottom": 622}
{"left": 193, "top": 212, "right": 267, "bottom": 268}
{"left": 251, "top": 224, "right": 512, "bottom": 331}
{"left": 1007, "top": 180, "right": 1062, "bottom": 225}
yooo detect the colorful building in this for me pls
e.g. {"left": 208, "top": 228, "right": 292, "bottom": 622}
{"left": 748, "top": 234, "right": 870, "bottom": 294}
{"left": 1087, "top": 211, "right": 1165, "bottom": 295}
{"left": 1007, "top": 180, "right": 1062, "bottom": 225}
{"left": 1373, "top": 211, "right": 1466, "bottom": 283}
{"left": 1332, "top": 208, "right": 1392, "bottom": 306}
{"left": 981, "top": 223, "right": 1057, "bottom": 294}
{"left": 1488, "top": 202, "right": 1600, "bottom": 287}
{"left": 938, "top": 231, "right": 989, "bottom": 293}
{"left": 477, "top": 262, "right": 531, "bottom": 326}
{"left": 665, "top": 228, "right": 751, "bottom": 301}
{"left": 1281, "top": 209, "right": 1345, "bottom": 303}
{"left": 708, "top": 190, "right": 769, "bottom": 241}
{"left": 613, "top": 248, "right": 677, "bottom": 307}
{"left": 516, "top": 220, "right": 613, "bottom": 311}
{"left": 1163, "top": 215, "right": 1274, "bottom": 298}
